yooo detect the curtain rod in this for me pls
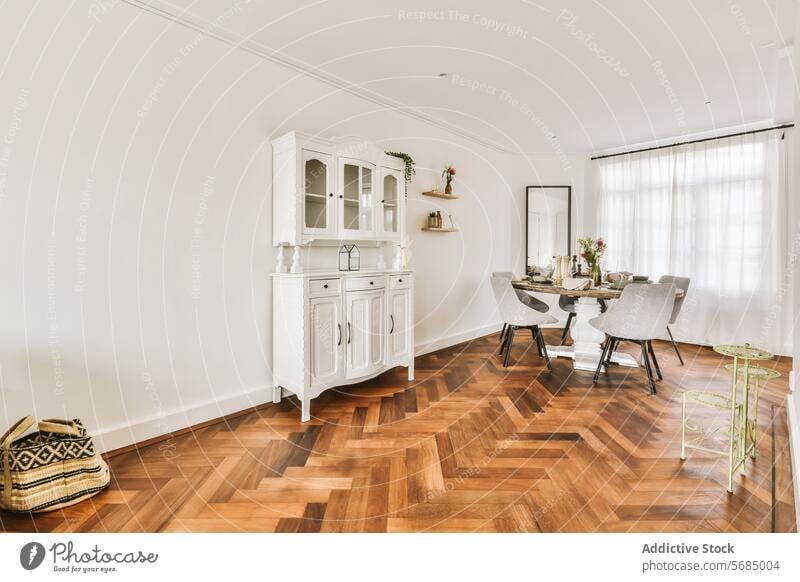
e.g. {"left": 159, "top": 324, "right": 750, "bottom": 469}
{"left": 590, "top": 123, "right": 794, "bottom": 161}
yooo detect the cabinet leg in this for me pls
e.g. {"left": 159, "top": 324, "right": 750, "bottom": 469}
{"left": 272, "top": 385, "right": 282, "bottom": 404}
{"left": 407, "top": 359, "right": 415, "bottom": 381}
{"left": 301, "top": 395, "right": 311, "bottom": 422}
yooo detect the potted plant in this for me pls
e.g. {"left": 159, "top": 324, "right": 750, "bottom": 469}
{"left": 385, "top": 151, "right": 416, "bottom": 183}
{"left": 442, "top": 165, "right": 456, "bottom": 195}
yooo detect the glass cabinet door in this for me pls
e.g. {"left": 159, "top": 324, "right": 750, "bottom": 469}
{"left": 381, "top": 168, "right": 401, "bottom": 239}
{"left": 302, "top": 150, "right": 334, "bottom": 236}
{"left": 340, "top": 160, "right": 375, "bottom": 237}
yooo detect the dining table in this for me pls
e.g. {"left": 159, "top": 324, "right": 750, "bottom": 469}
{"left": 511, "top": 279, "right": 684, "bottom": 372}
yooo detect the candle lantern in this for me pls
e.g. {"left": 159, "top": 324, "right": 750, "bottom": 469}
{"left": 348, "top": 244, "right": 360, "bottom": 271}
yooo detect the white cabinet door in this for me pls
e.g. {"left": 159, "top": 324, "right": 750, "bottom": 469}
{"left": 339, "top": 158, "right": 376, "bottom": 240}
{"left": 309, "top": 296, "right": 343, "bottom": 388}
{"left": 302, "top": 150, "right": 335, "bottom": 239}
{"left": 388, "top": 288, "right": 411, "bottom": 365}
{"left": 345, "top": 289, "right": 384, "bottom": 379}
{"left": 379, "top": 167, "right": 402, "bottom": 242}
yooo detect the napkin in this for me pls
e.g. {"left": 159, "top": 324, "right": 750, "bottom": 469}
{"left": 562, "top": 277, "right": 591, "bottom": 291}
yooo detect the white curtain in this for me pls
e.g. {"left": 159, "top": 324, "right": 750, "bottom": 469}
{"left": 595, "top": 130, "right": 791, "bottom": 355}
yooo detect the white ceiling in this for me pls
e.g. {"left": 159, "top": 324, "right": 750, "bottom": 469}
{"left": 137, "top": 0, "right": 797, "bottom": 153}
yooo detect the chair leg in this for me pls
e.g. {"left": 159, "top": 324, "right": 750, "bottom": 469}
{"left": 498, "top": 324, "right": 509, "bottom": 354}
{"left": 604, "top": 338, "right": 617, "bottom": 369}
{"left": 503, "top": 326, "right": 516, "bottom": 367}
{"left": 560, "top": 312, "right": 574, "bottom": 345}
{"left": 640, "top": 341, "right": 657, "bottom": 394}
{"left": 594, "top": 339, "right": 611, "bottom": 384}
{"left": 647, "top": 340, "right": 663, "bottom": 381}
{"left": 535, "top": 326, "right": 551, "bottom": 370}
{"left": 531, "top": 326, "right": 543, "bottom": 357}
{"left": 666, "top": 325, "right": 684, "bottom": 366}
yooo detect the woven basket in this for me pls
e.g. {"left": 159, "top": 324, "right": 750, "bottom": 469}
{"left": 0, "top": 417, "right": 110, "bottom": 513}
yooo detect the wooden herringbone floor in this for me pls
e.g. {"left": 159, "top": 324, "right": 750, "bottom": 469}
{"left": 1, "top": 330, "right": 796, "bottom": 532}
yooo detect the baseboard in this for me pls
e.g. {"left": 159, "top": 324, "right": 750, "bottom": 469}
{"left": 95, "top": 322, "right": 562, "bottom": 455}
{"left": 414, "top": 322, "right": 504, "bottom": 357}
{"left": 787, "top": 374, "right": 800, "bottom": 530}
{"left": 93, "top": 385, "right": 273, "bottom": 454}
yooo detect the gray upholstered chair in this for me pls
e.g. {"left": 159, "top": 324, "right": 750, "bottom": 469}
{"left": 492, "top": 272, "right": 549, "bottom": 346}
{"left": 658, "top": 275, "right": 691, "bottom": 365}
{"left": 491, "top": 274, "right": 557, "bottom": 368}
{"left": 588, "top": 282, "right": 676, "bottom": 393}
{"left": 558, "top": 295, "right": 607, "bottom": 345}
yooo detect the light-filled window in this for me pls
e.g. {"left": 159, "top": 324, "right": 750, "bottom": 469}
{"left": 594, "top": 130, "right": 790, "bottom": 354}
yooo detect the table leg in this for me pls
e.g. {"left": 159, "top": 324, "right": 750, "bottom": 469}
{"left": 569, "top": 297, "right": 605, "bottom": 371}
{"left": 545, "top": 296, "right": 640, "bottom": 371}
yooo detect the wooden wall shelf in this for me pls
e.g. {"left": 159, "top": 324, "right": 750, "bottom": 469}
{"left": 422, "top": 190, "right": 459, "bottom": 200}
{"left": 421, "top": 227, "right": 459, "bottom": 233}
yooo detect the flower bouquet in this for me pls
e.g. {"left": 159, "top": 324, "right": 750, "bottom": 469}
{"left": 578, "top": 236, "right": 606, "bottom": 287}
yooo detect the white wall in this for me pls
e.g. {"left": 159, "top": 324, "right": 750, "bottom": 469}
{"left": 0, "top": 3, "right": 513, "bottom": 451}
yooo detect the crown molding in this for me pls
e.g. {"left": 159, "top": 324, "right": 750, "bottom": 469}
{"left": 120, "top": 0, "right": 516, "bottom": 153}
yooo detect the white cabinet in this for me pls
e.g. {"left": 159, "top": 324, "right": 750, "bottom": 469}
{"left": 345, "top": 288, "right": 384, "bottom": 379}
{"left": 309, "top": 296, "right": 343, "bottom": 389}
{"left": 272, "top": 131, "right": 405, "bottom": 246}
{"left": 379, "top": 167, "right": 402, "bottom": 242}
{"left": 387, "top": 285, "right": 411, "bottom": 366}
{"left": 339, "top": 158, "right": 376, "bottom": 240}
{"left": 272, "top": 270, "right": 414, "bottom": 422}
{"left": 302, "top": 150, "right": 335, "bottom": 239}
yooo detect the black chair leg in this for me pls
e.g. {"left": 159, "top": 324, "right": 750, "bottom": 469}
{"left": 535, "top": 326, "right": 551, "bottom": 370}
{"left": 498, "top": 324, "right": 508, "bottom": 354}
{"left": 640, "top": 341, "right": 657, "bottom": 394}
{"left": 560, "top": 312, "right": 574, "bottom": 345}
{"left": 594, "top": 339, "right": 611, "bottom": 384}
{"left": 503, "top": 326, "right": 516, "bottom": 367}
{"left": 647, "top": 340, "right": 663, "bottom": 380}
{"left": 531, "top": 326, "right": 543, "bottom": 357}
{"left": 666, "top": 326, "right": 684, "bottom": 366}
{"left": 603, "top": 338, "right": 617, "bottom": 369}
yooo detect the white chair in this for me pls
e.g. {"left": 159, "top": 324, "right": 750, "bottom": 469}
{"left": 658, "top": 275, "right": 691, "bottom": 365}
{"left": 492, "top": 272, "right": 549, "bottom": 347}
{"left": 490, "top": 274, "right": 557, "bottom": 368}
{"left": 589, "top": 282, "right": 676, "bottom": 393}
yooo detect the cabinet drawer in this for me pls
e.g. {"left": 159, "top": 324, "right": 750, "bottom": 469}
{"left": 389, "top": 275, "right": 410, "bottom": 290}
{"left": 309, "top": 278, "right": 341, "bottom": 297}
{"left": 345, "top": 276, "right": 385, "bottom": 291}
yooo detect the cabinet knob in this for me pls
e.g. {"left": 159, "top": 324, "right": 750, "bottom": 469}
{"left": 328, "top": 193, "right": 333, "bottom": 197}
{"left": 370, "top": 281, "right": 374, "bottom": 285}
{"left": 338, "top": 194, "right": 343, "bottom": 199}
{"left": 399, "top": 279, "right": 403, "bottom": 283}
{"left": 323, "top": 284, "right": 328, "bottom": 289}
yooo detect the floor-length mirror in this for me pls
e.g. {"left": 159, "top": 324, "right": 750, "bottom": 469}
{"left": 526, "top": 186, "right": 571, "bottom": 274}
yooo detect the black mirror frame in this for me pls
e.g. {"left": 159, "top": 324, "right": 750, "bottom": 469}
{"left": 525, "top": 185, "right": 572, "bottom": 274}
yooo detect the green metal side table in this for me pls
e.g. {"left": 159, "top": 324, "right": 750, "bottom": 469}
{"left": 681, "top": 343, "right": 774, "bottom": 492}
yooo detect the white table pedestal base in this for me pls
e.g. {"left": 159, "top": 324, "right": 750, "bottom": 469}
{"left": 545, "top": 296, "right": 640, "bottom": 372}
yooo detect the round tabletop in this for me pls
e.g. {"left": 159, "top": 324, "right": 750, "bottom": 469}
{"left": 713, "top": 344, "right": 773, "bottom": 361}
{"left": 511, "top": 279, "right": 684, "bottom": 300}
{"left": 512, "top": 280, "right": 623, "bottom": 299}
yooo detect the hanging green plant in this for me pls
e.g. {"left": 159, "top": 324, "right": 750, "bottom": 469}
{"left": 385, "top": 151, "right": 416, "bottom": 183}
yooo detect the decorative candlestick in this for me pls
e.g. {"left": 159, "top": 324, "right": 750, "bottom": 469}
{"left": 290, "top": 245, "right": 302, "bottom": 274}
{"left": 275, "top": 245, "right": 287, "bottom": 273}
{"left": 392, "top": 245, "right": 403, "bottom": 270}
